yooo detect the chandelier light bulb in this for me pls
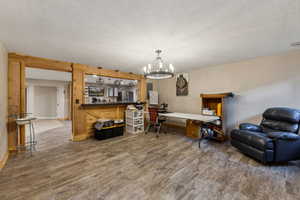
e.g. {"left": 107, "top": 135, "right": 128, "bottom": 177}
{"left": 169, "top": 64, "right": 174, "bottom": 72}
{"left": 143, "top": 50, "right": 175, "bottom": 80}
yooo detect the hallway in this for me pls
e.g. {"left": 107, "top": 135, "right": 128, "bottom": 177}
{"left": 26, "top": 120, "right": 72, "bottom": 151}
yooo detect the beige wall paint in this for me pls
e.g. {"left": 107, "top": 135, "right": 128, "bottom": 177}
{"left": 0, "top": 41, "right": 8, "bottom": 162}
{"left": 33, "top": 86, "right": 58, "bottom": 118}
{"left": 158, "top": 50, "right": 300, "bottom": 131}
{"left": 26, "top": 79, "right": 71, "bottom": 119}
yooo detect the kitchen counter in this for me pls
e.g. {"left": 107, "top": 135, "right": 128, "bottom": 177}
{"left": 81, "top": 102, "right": 145, "bottom": 107}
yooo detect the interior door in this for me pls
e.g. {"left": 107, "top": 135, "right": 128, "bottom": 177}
{"left": 56, "top": 86, "right": 65, "bottom": 119}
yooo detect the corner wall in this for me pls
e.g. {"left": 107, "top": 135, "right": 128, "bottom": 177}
{"left": 158, "top": 50, "right": 300, "bottom": 130}
{"left": 0, "top": 41, "right": 8, "bottom": 167}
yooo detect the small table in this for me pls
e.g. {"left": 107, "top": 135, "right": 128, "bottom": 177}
{"left": 16, "top": 117, "right": 37, "bottom": 155}
{"left": 159, "top": 112, "right": 219, "bottom": 122}
{"left": 158, "top": 112, "right": 219, "bottom": 147}
{"left": 9, "top": 113, "right": 37, "bottom": 155}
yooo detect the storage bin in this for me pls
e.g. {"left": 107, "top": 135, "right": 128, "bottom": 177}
{"left": 125, "top": 110, "right": 143, "bottom": 118}
{"left": 94, "top": 124, "right": 124, "bottom": 140}
{"left": 125, "top": 109, "right": 144, "bottom": 134}
{"left": 113, "top": 126, "right": 124, "bottom": 137}
{"left": 95, "top": 128, "right": 113, "bottom": 140}
{"left": 126, "top": 118, "right": 144, "bottom": 126}
{"left": 126, "top": 124, "right": 144, "bottom": 134}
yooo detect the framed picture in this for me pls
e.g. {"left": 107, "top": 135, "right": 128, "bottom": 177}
{"left": 176, "top": 73, "right": 188, "bottom": 96}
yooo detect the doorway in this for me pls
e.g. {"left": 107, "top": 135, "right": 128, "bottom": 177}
{"left": 25, "top": 68, "right": 72, "bottom": 151}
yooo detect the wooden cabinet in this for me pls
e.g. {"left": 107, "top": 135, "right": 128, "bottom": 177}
{"left": 200, "top": 93, "right": 234, "bottom": 141}
{"left": 186, "top": 119, "right": 200, "bottom": 139}
{"left": 185, "top": 93, "right": 233, "bottom": 141}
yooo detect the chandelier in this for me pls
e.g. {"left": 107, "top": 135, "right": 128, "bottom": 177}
{"left": 143, "top": 50, "right": 175, "bottom": 79}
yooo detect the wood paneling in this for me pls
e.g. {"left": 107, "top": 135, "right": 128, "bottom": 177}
{"left": 139, "top": 78, "right": 147, "bottom": 102}
{"left": 200, "top": 92, "right": 233, "bottom": 99}
{"left": 84, "top": 105, "right": 127, "bottom": 136}
{"left": 7, "top": 60, "right": 21, "bottom": 151}
{"left": 72, "top": 64, "right": 86, "bottom": 139}
{"left": 0, "top": 151, "right": 9, "bottom": 171}
{"left": 71, "top": 63, "right": 146, "bottom": 140}
{"left": 84, "top": 64, "right": 143, "bottom": 80}
{"left": 7, "top": 53, "right": 147, "bottom": 147}
{"left": 8, "top": 53, "right": 72, "bottom": 72}
{"left": 72, "top": 63, "right": 146, "bottom": 140}
{"left": 186, "top": 119, "right": 200, "bottom": 139}
{"left": 19, "top": 61, "right": 26, "bottom": 145}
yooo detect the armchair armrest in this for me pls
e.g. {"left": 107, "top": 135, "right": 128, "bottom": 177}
{"left": 239, "top": 123, "right": 262, "bottom": 132}
{"left": 267, "top": 132, "right": 300, "bottom": 140}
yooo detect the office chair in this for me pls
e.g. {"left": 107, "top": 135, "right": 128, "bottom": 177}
{"left": 145, "top": 107, "right": 166, "bottom": 137}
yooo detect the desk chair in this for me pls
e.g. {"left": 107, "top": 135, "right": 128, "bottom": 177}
{"left": 145, "top": 107, "right": 166, "bottom": 137}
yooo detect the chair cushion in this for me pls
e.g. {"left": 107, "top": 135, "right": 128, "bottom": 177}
{"left": 267, "top": 132, "right": 300, "bottom": 140}
{"left": 263, "top": 107, "right": 300, "bottom": 123}
{"left": 239, "top": 123, "right": 262, "bottom": 132}
{"left": 260, "top": 119, "right": 299, "bottom": 133}
{"left": 231, "top": 129, "right": 274, "bottom": 151}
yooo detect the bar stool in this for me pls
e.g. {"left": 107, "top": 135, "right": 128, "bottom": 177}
{"left": 10, "top": 113, "right": 37, "bottom": 155}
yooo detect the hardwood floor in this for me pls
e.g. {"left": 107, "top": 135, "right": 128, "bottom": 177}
{"left": 33, "top": 120, "right": 72, "bottom": 151}
{"left": 1, "top": 127, "right": 300, "bottom": 200}
{"left": 24, "top": 119, "right": 71, "bottom": 152}
{"left": 32, "top": 119, "right": 67, "bottom": 135}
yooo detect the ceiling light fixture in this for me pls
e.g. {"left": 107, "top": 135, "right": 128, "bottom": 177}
{"left": 143, "top": 49, "right": 175, "bottom": 80}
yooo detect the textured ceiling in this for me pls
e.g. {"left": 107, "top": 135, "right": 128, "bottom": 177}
{"left": 0, "top": 0, "right": 299, "bottom": 73}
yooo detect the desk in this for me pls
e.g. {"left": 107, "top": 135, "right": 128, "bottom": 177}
{"left": 159, "top": 112, "right": 220, "bottom": 147}
{"left": 159, "top": 112, "right": 219, "bottom": 122}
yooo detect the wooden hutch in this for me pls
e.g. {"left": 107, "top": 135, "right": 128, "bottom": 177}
{"left": 186, "top": 92, "right": 233, "bottom": 141}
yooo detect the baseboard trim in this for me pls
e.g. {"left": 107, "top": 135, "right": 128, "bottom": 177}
{"left": 36, "top": 117, "right": 58, "bottom": 120}
{"left": 57, "top": 117, "right": 69, "bottom": 121}
{"left": 0, "top": 151, "right": 9, "bottom": 171}
{"left": 8, "top": 146, "right": 17, "bottom": 152}
{"left": 72, "top": 134, "right": 91, "bottom": 142}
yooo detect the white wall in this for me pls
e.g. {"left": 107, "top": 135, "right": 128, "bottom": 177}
{"left": 0, "top": 42, "right": 8, "bottom": 162}
{"left": 33, "top": 86, "right": 57, "bottom": 118}
{"left": 158, "top": 50, "right": 300, "bottom": 131}
{"left": 26, "top": 79, "right": 71, "bottom": 119}
{"left": 26, "top": 68, "right": 72, "bottom": 82}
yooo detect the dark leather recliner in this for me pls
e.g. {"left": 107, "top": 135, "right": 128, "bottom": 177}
{"left": 231, "top": 107, "right": 300, "bottom": 163}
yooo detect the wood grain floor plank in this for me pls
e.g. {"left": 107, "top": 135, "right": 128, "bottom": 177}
{"left": 0, "top": 123, "right": 300, "bottom": 200}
